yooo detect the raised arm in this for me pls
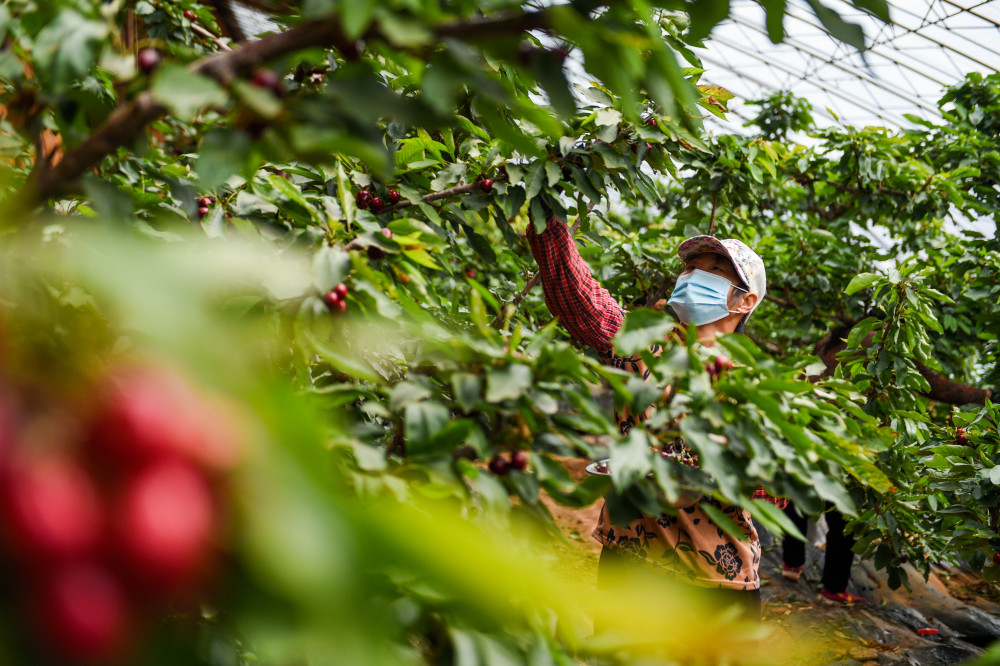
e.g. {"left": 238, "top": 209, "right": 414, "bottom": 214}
{"left": 525, "top": 217, "right": 624, "bottom": 356}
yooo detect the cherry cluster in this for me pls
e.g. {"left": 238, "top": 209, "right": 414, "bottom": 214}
{"left": 0, "top": 365, "right": 241, "bottom": 663}
{"left": 196, "top": 196, "right": 215, "bottom": 219}
{"left": 356, "top": 188, "right": 400, "bottom": 214}
{"left": 705, "top": 354, "right": 732, "bottom": 380}
{"left": 323, "top": 282, "right": 349, "bottom": 314}
{"left": 487, "top": 450, "right": 529, "bottom": 476}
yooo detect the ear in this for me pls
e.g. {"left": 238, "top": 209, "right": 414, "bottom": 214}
{"left": 737, "top": 292, "right": 758, "bottom": 314}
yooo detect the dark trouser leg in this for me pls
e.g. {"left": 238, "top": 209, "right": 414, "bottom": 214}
{"left": 781, "top": 502, "right": 808, "bottom": 568}
{"left": 821, "top": 507, "right": 856, "bottom": 593}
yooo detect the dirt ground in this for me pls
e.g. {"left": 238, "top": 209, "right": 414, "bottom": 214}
{"left": 538, "top": 456, "right": 1000, "bottom": 666}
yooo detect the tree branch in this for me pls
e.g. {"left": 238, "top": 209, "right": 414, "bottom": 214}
{"left": 208, "top": 0, "right": 247, "bottom": 43}
{"left": 381, "top": 180, "right": 498, "bottom": 215}
{"left": 8, "top": 4, "right": 579, "bottom": 214}
{"left": 814, "top": 325, "right": 992, "bottom": 405}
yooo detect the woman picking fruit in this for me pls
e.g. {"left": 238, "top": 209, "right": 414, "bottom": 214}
{"left": 527, "top": 217, "right": 770, "bottom": 620}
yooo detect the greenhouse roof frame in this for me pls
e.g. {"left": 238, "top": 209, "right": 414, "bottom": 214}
{"left": 700, "top": 0, "right": 1000, "bottom": 132}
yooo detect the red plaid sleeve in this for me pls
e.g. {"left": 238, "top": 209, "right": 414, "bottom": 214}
{"left": 752, "top": 487, "right": 789, "bottom": 511}
{"left": 525, "top": 218, "right": 624, "bottom": 355}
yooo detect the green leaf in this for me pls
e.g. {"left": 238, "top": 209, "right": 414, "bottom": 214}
{"left": 700, "top": 501, "right": 749, "bottom": 542}
{"left": 485, "top": 364, "right": 533, "bottom": 402}
{"left": 152, "top": 64, "right": 228, "bottom": 121}
{"left": 532, "top": 53, "right": 575, "bottom": 119}
{"left": 197, "top": 129, "right": 253, "bottom": 190}
{"left": 33, "top": 10, "right": 107, "bottom": 90}
{"left": 750, "top": 499, "right": 805, "bottom": 541}
{"left": 804, "top": 0, "right": 867, "bottom": 50}
{"left": 845, "top": 272, "right": 882, "bottom": 295}
{"left": 405, "top": 401, "right": 450, "bottom": 450}
{"left": 451, "top": 373, "right": 482, "bottom": 413}
{"left": 342, "top": 0, "right": 377, "bottom": 39}
{"left": 614, "top": 309, "right": 675, "bottom": 355}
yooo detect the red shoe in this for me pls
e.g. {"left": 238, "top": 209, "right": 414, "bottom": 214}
{"left": 781, "top": 564, "right": 803, "bottom": 581}
{"left": 820, "top": 589, "right": 867, "bottom": 605}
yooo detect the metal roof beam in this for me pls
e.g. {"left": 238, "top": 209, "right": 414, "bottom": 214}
{"left": 781, "top": 8, "right": 955, "bottom": 87}
{"left": 724, "top": 14, "right": 941, "bottom": 115}
{"left": 827, "top": 0, "right": 1000, "bottom": 73}
{"left": 699, "top": 53, "right": 842, "bottom": 125}
{"left": 703, "top": 36, "right": 901, "bottom": 125}
{"left": 938, "top": 0, "right": 1000, "bottom": 29}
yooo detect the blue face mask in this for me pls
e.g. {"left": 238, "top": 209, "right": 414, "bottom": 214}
{"left": 667, "top": 269, "right": 748, "bottom": 326}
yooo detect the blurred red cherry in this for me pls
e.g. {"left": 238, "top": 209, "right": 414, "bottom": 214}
{"left": 250, "top": 69, "right": 283, "bottom": 97}
{"left": 488, "top": 457, "right": 510, "bottom": 476}
{"left": 511, "top": 450, "right": 529, "bottom": 471}
{"left": 0, "top": 457, "right": 102, "bottom": 562}
{"left": 35, "top": 562, "right": 130, "bottom": 663}
{"left": 89, "top": 366, "right": 239, "bottom": 471}
{"left": 335, "top": 282, "right": 348, "bottom": 298}
{"left": 136, "top": 48, "right": 160, "bottom": 75}
{"left": 116, "top": 460, "right": 215, "bottom": 591}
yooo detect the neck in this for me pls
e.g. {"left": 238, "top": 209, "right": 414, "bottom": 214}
{"left": 690, "top": 315, "right": 742, "bottom": 345}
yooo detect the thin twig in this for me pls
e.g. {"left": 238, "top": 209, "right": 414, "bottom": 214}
{"left": 192, "top": 23, "right": 233, "bottom": 52}
{"left": 9, "top": 3, "right": 599, "bottom": 213}
{"left": 381, "top": 180, "right": 502, "bottom": 215}
{"left": 708, "top": 190, "right": 719, "bottom": 236}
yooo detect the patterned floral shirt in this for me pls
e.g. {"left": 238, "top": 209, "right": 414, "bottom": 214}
{"left": 527, "top": 217, "right": 761, "bottom": 591}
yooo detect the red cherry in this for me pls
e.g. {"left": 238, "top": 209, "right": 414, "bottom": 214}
{"left": 480, "top": 179, "right": 494, "bottom": 193}
{"left": 322, "top": 290, "right": 341, "bottom": 310}
{"left": 90, "top": 366, "right": 226, "bottom": 469}
{"left": 369, "top": 196, "right": 385, "bottom": 213}
{"left": 334, "top": 282, "right": 348, "bottom": 298}
{"left": 511, "top": 450, "right": 529, "bottom": 471}
{"left": 336, "top": 299, "right": 347, "bottom": 314}
{"left": 183, "top": 9, "right": 198, "bottom": 20}
{"left": 387, "top": 189, "right": 400, "bottom": 204}
{"left": 466, "top": 268, "right": 476, "bottom": 279}
{"left": 488, "top": 457, "right": 510, "bottom": 476}
{"left": 198, "top": 197, "right": 214, "bottom": 206}
{"left": 137, "top": 48, "right": 161, "bottom": 75}
{"left": 993, "top": 552, "right": 1000, "bottom": 566}
{"left": 117, "top": 460, "right": 215, "bottom": 590}
{"left": 355, "top": 190, "right": 371, "bottom": 209}
{"left": 380, "top": 228, "right": 393, "bottom": 239}
{"left": 646, "top": 142, "right": 654, "bottom": 151}
{"left": 714, "top": 355, "right": 732, "bottom": 375}
{"left": 250, "top": 69, "right": 283, "bottom": 97}
{"left": 647, "top": 117, "right": 658, "bottom": 127}
{"left": 197, "top": 206, "right": 210, "bottom": 218}
{"left": 36, "top": 562, "right": 130, "bottom": 662}
{"left": 0, "top": 458, "right": 102, "bottom": 561}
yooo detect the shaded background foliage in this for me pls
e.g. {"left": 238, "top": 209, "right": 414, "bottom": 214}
{"left": 0, "top": 0, "right": 998, "bottom": 663}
